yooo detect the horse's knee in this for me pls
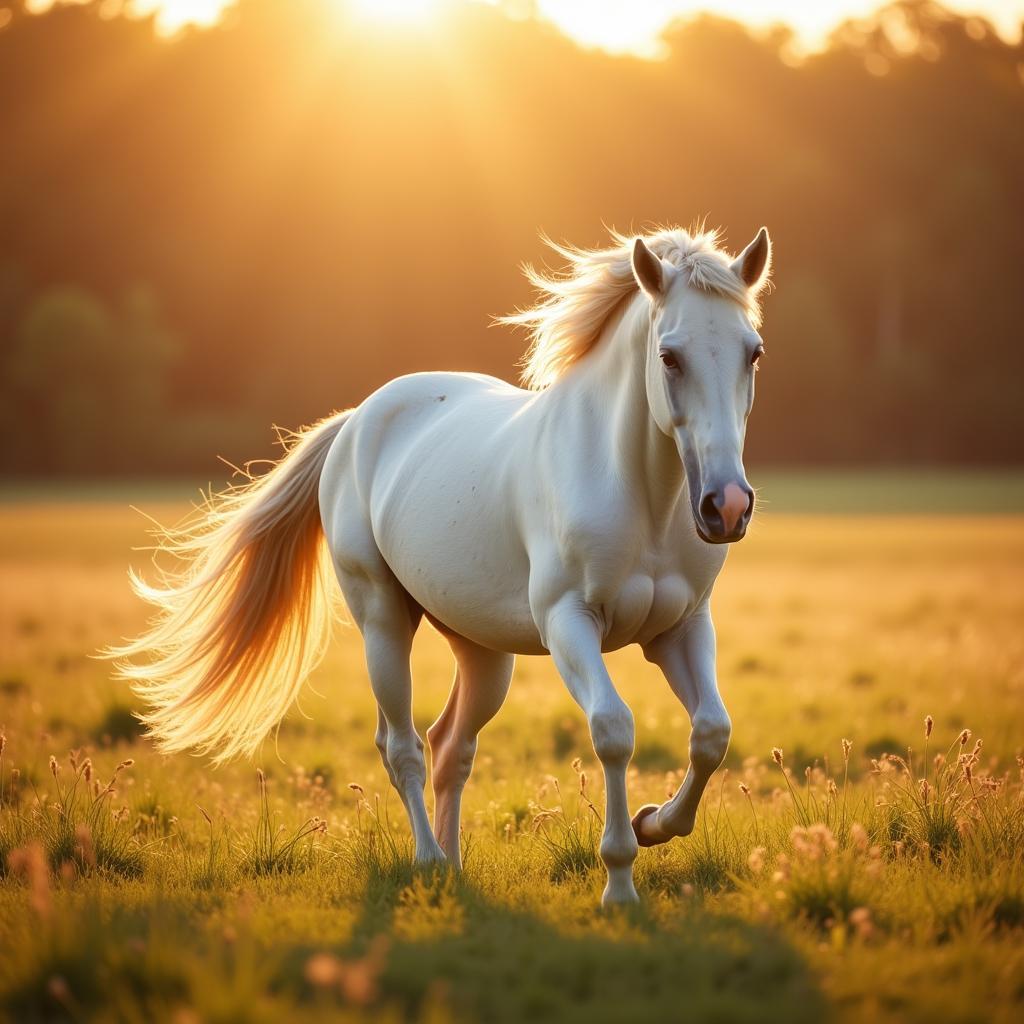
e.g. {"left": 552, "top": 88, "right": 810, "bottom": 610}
{"left": 690, "top": 711, "right": 731, "bottom": 774}
{"left": 589, "top": 701, "right": 635, "bottom": 767}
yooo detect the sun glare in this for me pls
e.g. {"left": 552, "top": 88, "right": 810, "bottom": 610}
{"left": 131, "top": 0, "right": 227, "bottom": 34}
{"left": 20, "top": 0, "right": 1024, "bottom": 50}
{"left": 350, "top": 0, "right": 440, "bottom": 22}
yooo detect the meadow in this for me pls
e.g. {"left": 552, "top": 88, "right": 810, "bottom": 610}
{"left": 1, "top": 471, "right": 1022, "bottom": 1023}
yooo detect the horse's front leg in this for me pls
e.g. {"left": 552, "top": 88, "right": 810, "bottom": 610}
{"left": 543, "top": 597, "right": 639, "bottom": 906}
{"left": 633, "top": 604, "right": 731, "bottom": 846}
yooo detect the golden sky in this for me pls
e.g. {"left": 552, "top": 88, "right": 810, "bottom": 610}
{"left": 23, "top": 0, "right": 1024, "bottom": 53}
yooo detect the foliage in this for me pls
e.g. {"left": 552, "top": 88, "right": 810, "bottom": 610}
{"left": 239, "top": 768, "right": 328, "bottom": 877}
{"left": 1, "top": 1, "right": 1023, "bottom": 471}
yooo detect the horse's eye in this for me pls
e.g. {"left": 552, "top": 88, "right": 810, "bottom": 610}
{"left": 660, "top": 351, "right": 681, "bottom": 372}
{"left": 751, "top": 346, "right": 765, "bottom": 367}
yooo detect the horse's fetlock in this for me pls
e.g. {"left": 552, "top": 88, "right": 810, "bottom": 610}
{"left": 600, "top": 832, "right": 639, "bottom": 869}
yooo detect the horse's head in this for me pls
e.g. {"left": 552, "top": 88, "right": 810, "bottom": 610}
{"left": 633, "top": 228, "right": 772, "bottom": 544}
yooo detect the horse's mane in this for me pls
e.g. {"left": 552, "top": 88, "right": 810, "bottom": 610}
{"left": 502, "top": 225, "right": 765, "bottom": 390}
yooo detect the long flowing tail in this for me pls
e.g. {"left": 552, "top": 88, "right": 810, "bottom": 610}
{"left": 106, "top": 410, "right": 351, "bottom": 763}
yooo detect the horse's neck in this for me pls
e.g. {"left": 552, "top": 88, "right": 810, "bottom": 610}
{"left": 547, "top": 293, "right": 686, "bottom": 523}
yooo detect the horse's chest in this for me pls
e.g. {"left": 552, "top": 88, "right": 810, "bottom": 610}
{"left": 601, "top": 571, "right": 698, "bottom": 650}
{"left": 566, "top": 514, "right": 722, "bottom": 650}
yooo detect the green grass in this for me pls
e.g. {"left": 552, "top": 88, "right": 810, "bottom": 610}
{"left": 1, "top": 477, "right": 1023, "bottom": 1023}
{"left": 752, "top": 468, "right": 1024, "bottom": 514}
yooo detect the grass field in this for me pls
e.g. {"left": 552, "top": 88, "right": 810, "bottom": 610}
{"left": 1, "top": 474, "right": 1023, "bottom": 1023}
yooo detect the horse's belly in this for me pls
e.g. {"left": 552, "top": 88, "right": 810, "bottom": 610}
{"left": 373, "top": 463, "right": 545, "bottom": 654}
{"left": 386, "top": 532, "right": 544, "bottom": 654}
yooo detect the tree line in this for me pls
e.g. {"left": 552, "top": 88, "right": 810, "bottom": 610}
{"left": 1, "top": 0, "right": 1022, "bottom": 474}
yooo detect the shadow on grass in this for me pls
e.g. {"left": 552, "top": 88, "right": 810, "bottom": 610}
{"left": 278, "top": 868, "right": 828, "bottom": 1024}
{"left": 1, "top": 857, "right": 826, "bottom": 1024}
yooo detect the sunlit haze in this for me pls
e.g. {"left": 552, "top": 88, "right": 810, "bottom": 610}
{"left": 23, "top": 0, "right": 1024, "bottom": 52}
{"left": 533, "top": 0, "right": 1023, "bottom": 54}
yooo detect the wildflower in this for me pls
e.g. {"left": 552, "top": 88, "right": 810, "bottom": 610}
{"left": 199, "top": 805, "right": 213, "bottom": 826}
{"left": 738, "top": 782, "right": 750, "bottom": 796}
{"left": 924, "top": 715, "right": 933, "bottom": 739}
{"left": 82, "top": 759, "right": 93, "bottom": 783}
{"left": 842, "top": 738, "right": 852, "bottom": 762}
{"left": 7, "top": 841, "right": 51, "bottom": 918}
{"left": 790, "top": 826, "right": 808, "bottom": 857}
{"left": 338, "top": 936, "right": 389, "bottom": 1006}
{"left": 808, "top": 822, "right": 837, "bottom": 855}
{"left": 958, "top": 729, "right": 971, "bottom": 747}
{"left": 771, "top": 748, "right": 784, "bottom": 768}
{"left": 305, "top": 953, "right": 342, "bottom": 987}
{"left": 827, "top": 778, "right": 838, "bottom": 798}
{"left": 849, "top": 906, "right": 874, "bottom": 940}
{"left": 115, "top": 759, "right": 134, "bottom": 773}
{"left": 348, "top": 782, "right": 364, "bottom": 796}
{"left": 850, "top": 822, "right": 869, "bottom": 852}
{"left": 49, "top": 755, "right": 59, "bottom": 778}
{"left": 47, "top": 976, "right": 72, "bottom": 1005}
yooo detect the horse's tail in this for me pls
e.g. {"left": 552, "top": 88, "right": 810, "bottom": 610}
{"left": 106, "top": 410, "right": 351, "bottom": 763}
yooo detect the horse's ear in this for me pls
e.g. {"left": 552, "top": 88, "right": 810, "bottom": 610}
{"left": 632, "top": 237, "right": 665, "bottom": 301}
{"left": 730, "top": 227, "right": 772, "bottom": 292}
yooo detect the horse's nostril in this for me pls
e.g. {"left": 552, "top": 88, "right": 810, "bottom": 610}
{"left": 700, "top": 493, "right": 721, "bottom": 525}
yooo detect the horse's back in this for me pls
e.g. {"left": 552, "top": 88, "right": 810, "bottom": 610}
{"left": 319, "top": 371, "right": 545, "bottom": 652}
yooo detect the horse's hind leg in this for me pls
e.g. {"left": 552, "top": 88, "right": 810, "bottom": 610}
{"left": 427, "top": 633, "right": 514, "bottom": 867}
{"left": 337, "top": 561, "right": 445, "bottom": 864}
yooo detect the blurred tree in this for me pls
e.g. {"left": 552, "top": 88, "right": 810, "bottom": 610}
{"left": 0, "top": 0, "right": 1021, "bottom": 473}
{"left": 4, "top": 284, "right": 178, "bottom": 473}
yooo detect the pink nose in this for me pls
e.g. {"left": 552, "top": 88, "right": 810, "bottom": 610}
{"left": 720, "top": 483, "right": 750, "bottom": 534}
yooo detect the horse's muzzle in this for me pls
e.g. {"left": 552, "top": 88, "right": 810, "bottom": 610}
{"left": 694, "top": 482, "right": 754, "bottom": 543}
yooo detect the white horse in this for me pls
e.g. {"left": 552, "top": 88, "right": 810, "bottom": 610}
{"left": 113, "top": 224, "right": 772, "bottom": 905}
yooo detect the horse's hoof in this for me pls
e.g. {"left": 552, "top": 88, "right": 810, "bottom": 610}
{"left": 601, "top": 884, "right": 640, "bottom": 907}
{"left": 631, "top": 804, "right": 665, "bottom": 847}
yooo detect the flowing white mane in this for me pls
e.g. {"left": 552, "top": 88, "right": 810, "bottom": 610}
{"left": 503, "top": 226, "right": 765, "bottom": 390}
